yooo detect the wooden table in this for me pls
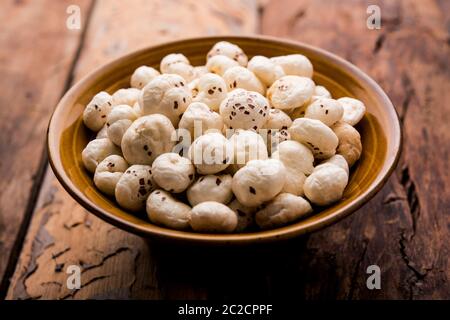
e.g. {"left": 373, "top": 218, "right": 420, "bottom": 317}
{"left": 1, "top": 0, "right": 449, "bottom": 300}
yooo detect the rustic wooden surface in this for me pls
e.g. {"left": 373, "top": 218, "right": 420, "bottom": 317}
{"left": 2, "top": 0, "right": 449, "bottom": 300}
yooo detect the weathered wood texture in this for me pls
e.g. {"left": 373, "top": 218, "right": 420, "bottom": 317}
{"left": 262, "top": 0, "right": 450, "bottom": 299}
{"left": 5, "top": 0, "right": 259, "bottom": 300}
{"left": 4, "top": 0, "right": 450, "bottom": 300}
{"left": 0, "top": 0, "right": 93, "bottom": 295}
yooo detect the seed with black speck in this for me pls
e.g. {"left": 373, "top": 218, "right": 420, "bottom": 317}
{"left": 216, "top": 178, "right": 222, "bottom": 186}
{"left": 173, "top": 101, "right": 178, "bottom": 109}
{"left": 249, "top": 186, "right": 256, "bottom": 194}
{"left": 139, "top": 178, "right": 145, "bottom": 185}
{"left": 143, "top": 145, "right": 148, "bottom": 151}
{"left": 325, "top": 110, "right": 329, "bottom": 114}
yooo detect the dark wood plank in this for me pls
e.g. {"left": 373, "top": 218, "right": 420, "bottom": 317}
{"left": 0, "top": 0, "right": 93, "bottom": 295}
{"left": 6, "top": 0, "right": 259, "bottom": 300}
{"left": 261, "top": 0, "right": 450, "bottom": 299}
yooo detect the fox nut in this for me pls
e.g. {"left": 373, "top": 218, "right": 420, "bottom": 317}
{"left": 304, "top": 165, "right": 348, "bottom": 206}
{"left": 178, "top": 102, "right": 224, "bottom": 139}
{"left": 190, "top": 201, "right": 238, "bottom": 233}
{"left": 337, "top": 97, "right": 366, "bottom": 126}
{"left": 223, "top": 66, "right": 265, "bottom": 95}
{"left": 270, "top": 54, "right": 313, "bottom": 78}
{"left": 220, "top": 89, "right": 269, "bottom": 130}
{"left": 313, "top": 85, "right": 331, "bottom": 99}
{"left": 315, "top": 154, "right": 350, "bottom": 176}
{"left": 271, "top": 140, "right": 314, "bottom": 174}
{"left": 130, "top": 66, "right": 160, "bottom": 89}
{"left": 206, "top": 55, "right": 239, "bottom": 76}
{"left": 139, "top": 74, "right": 192, "bottom": 126}
{"left": 267, "top": 76, "right": 315, "bottom": 110}
{"left": 194, "top": 65, "right": 208, "bottom": 78}
{"left": 187, "top": 174, "right": 233, "bottom": 206}
{"left": 82, "top": 138, "right": 121, "bottom": 173}
{"left": 207, "top": 41, "right": 248, "bottom": 66}
{"left": 83, "top": 91, "right": 113, "bottom": 131}
{"left": 304, "top": 98, "right": 344, "bottom": 126}
{"left": 151, "top": 152, "right": 195, "bottom": 193}
{"left": 247, "top": 55, "right": 285, "bottom": 87}
{"left": 94, "top": 155, "right": 129, "bottom": 196}
{"left": 121, "top": 114, "right": 176, "bottom": 165}
{"left": 256, "top": 193, "right": 312, "bottom": 229}
{"left": 228, "top": 129, "right": 268, "bottom": 173}
{"left": 160, "top": 53, "right": 195, "bottom": 82}
{"left": 115, "top": 164, "right": 155, "bottom": 212}
{"left": 232, "top": 159, "right": 286, "bottom": 207}
{"left": 288, "top": 118, "right": 338, "bottom": 159}
{"left": 106, "top": 104, "right": 139, "bottom": 146}
{"left": 192, "top": 73, "right": 227, "bottom": 111}
{"left": 264, "top": 109, "right": 292, "bottom": 130}
{"left": 227, "top": 199, "right": 256, "bottom": 232}
{"left": 146, "top": 190, "right": 191, "bottom": 230}
{"left": 112, "top": 88, "right": 141, "bottom": 107}
{"left": 189, "top": 132, "right": 231, "bottom": 174}
{"left": 96, "top": 124, "right": 108, "bottom": 139}
{"left": 332, "top": 121, "right": 363, "bottom": 167}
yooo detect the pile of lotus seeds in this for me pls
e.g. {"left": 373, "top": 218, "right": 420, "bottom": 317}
{"left": 81, "top": 41, "right": 365, "bottom": 233}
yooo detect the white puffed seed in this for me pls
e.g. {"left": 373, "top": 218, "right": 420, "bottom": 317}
{"left": 255, "top": 193, "right": 312, "bottom": 229}
{"left": 267, "top": 76, "right": 315, "bottom": 110}
{"left": 288, "top": 118, "right": 338, "bottom": 159}
{"left": 82, "top": 138, "right": 121, "bottom": 173}
{"left": 206, "top": 55, "right": 239, "bottom": 76}
{"left": 192, "top": 73, "right": 227, "bottom": 111}
{"left": 194, "top": 65, "right": 208, "bottom": 78}
{"left": 151, "top": 152, "right": 195, "bottom": 193}
{"left": 313, "top": 85, "right": 331, "bottom": 99}
{"left": 227, "top": 199, "right": 256, "bottom": 232}
{"left": 232, "top": 159, "right": 286, "bottom": 207}
{"left": 130, "top": 66, "right": 160, "bottom": 89}
{"left": 139, "top": 74, "right": 192, "bottom": 126}
{"left": 338, "top": 97, "right": 366, "bottom": 126}
{"left": 83, "top": 92, "right": 113, "bottom": 132}
{"left": 115, "top": 164, "right": 155, "bottom": 211}
{"left": 271, "top": 140, "right": 314, "bottom": 196}
{"left": 228, "top": 129, "right": 268, "bottom": 173}
{"left": 304, "top": 165, "right": 348, "bottom": 206}
{"left": 247, "top": 55, "right": 285, "bottom": 87}
{"left": 112, "top": 88, "right": 141, "bottom": 107}
{"left": 332, "top": 121, "right": 362, "bottom": 167}
{"left": 188, "top": 132, "right": 230, "bottom": 174}
{"left": 304, "top": 98, "right": 344, "bottom": 126}
{"left": 315, "top": 154, "right": 350, "bottom": 176}
{"left": 220, "top": 89, "right": 269, "bottom": 130}
{"left": 187, "top": 174, "right": 233, "bottom": 206}
{"left": 96, "top": 124, "right": 108, "bottom": 139}
{"left": 160, "top": 53, "right": 196, "bottom": 82}
{"left": 146, "top": 190, "right": 191, "bottom": 230}
{"left": 223, "top": 66, "right": 265, "bottom": 95}
{"left": 121, "top": 114, "right": 175, "bottom": 165}
{"left": 263, "top": 109, "right": 292, "bottom": 130}
{"left": 106, "top": 104, "right": 138, "bottom": 146}
{"left": 207, "top": 41, "right": 248, "bottom": 66}
{"left": 178, "top": 102, "right": 224, "bottom": 139}
{"left": 270, "top": 54, "right": 313, "bottom": 78}
{"left": 190, "top": 201, "right": 238, "bottom": 233}
{"left": 94, "top": 155, "right": 128, "bottom": 196}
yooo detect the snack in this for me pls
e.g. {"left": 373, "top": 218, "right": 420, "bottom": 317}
{"left": 80, "top": 41, "right": 367, "bottom": 233}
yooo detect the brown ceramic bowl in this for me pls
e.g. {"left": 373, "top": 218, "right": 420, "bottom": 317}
{"left": 48, "top": 36, "right": 401, "bottom": 245}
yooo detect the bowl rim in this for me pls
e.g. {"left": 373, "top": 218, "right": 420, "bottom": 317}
{"left": 47, "top": 35, "right": 402, "bottom": 244}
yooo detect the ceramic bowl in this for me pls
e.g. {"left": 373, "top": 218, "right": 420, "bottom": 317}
{"left": 47, "top": 36, "right": 401, "bottom": 244}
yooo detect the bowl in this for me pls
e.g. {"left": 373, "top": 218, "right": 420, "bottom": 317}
{"left": 47, "top": 35, "right": 401, "bottom": 245}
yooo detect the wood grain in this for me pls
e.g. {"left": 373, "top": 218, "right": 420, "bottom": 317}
{"left": 0, "top": 0, "right": 93, "bottom": 295}
{"left": 5, "top": 0, "right": 449, "bottom": 300}
{"left": 6, "top": 0, "right": 259, "bottom": 300}
{"left": 261, "top": 0, "right": 450, "bottom": 299}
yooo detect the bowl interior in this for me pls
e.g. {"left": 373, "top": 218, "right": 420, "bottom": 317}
{"left": 49, "top": 36, "right": 400, "bottom": 244}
